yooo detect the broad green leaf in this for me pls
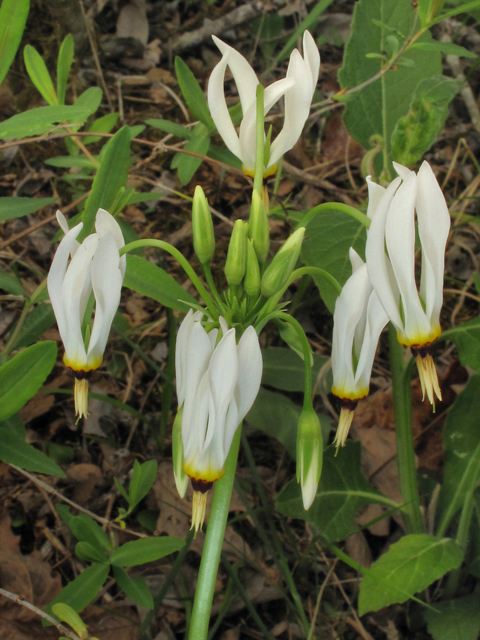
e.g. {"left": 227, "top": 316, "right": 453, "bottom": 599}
{"left": 24, "top": 45, "right": 58, "bottom": 105}
{"left": 441, "top": 316, "right": 480, "bottom": 372}
{"left": 0, "top": 425, "right": 65, "bottom": 477}
{"left": 128, "top": 460, "right": 158, "bottom": 512}
{"left": 207, "top": 144, "right": 243, "bottom": 170}
{"left": 391, "top": 76, "right": 460, "bottom": 166}
{"left": 46, "top": 563, "right": 110, "bottom": 620}
{"left": 437, "top": 376, "right": 480, "bottom": 536}
{"left": 9, "top": 304, "right": 56, "bottom": 350}
{"left": 69, "top": 514, "right": 114, "bottom": 552}
{"left": 0, "top": 271, "right": 25, "bottom": 296}
{"left": 0, "top": 104, "right": 99, "bottom": 140}
{"left": 75, "top": 541, "right": 110, "bottom": 564}
{"left": 175, "top": 57, "right": 214, "bottom": 129}
{"left": 424, "top": 594, "right": 480, "bottom": 640}
{"left": 51, "top": 603, "right": 89, "bottom": 640}
{"left": 57, "top": 34, "right": 74, "bottom": 105}
{"left": 113, "top": 566, "right": 154, "bottom": 609}
{"left": 0, "top": 341, "right": 57, "bottom": 422}
{"left": 0, "top": 196, "right": 57, "bottom": 221}
{"left": 45, "top": 155, "right": 96, "bottom": 169}
{"left": 410, "top": 40, "right": 476, "bottom": 58}
{"left": 128, "top": 124, "right": 145, "bottom": 138}
{"left": 109, "top": 536, "right": 184, "bottom": 567}
{"left": 0, "top": 0, "right": 29, "bottom": 86}
{"left": 146, "top": 118, "right": 193, "bottom": 140}
{"left": 80, "top": 126, "right": 131, "bottom": 238}
{"left": 73, "top": 86, "right": 102, "bottom": 116}
{"left": 262, "top": 348, "right": 330, "bottom": 393}
{"left": 358, "top": 534, "right": 463, "bottom": 614}
{"left": 276, "top": 441, "right": 397, "bottom": 541}
{"left": 82, "top": 112, "right": 120, "bottom": 144}
{"left": 171, "top": 135, "right": 210, "bottom": 185}
{"left": 301, "top": 210, "right": 366, "bottom": 312}
{"left": 338, "top": 0, "right": 441, "bottom": 174}
{"left": 123, "top": 255, "right": 196, "bottom": 312}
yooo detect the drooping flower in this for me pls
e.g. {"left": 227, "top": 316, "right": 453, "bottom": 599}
{"left": 47, "top": 208, "right": 126, "bottom": 418}
{"left": 175, "top": 310, "right": 263, "bottom": 531}
{"left": 331, "top": 249, "right": 389, "bottom": 447}
{"left": 365, "top": 161, "right": 451, "bottom": 407}
{"left": 207, "top": 31, "right": 320, "bottom": 177}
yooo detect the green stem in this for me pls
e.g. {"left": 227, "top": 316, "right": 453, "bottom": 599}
{"left": 203, "top": 263, "right": 227, "bottom": 313}
{"left": 188, "top": 427, "right": 242, "bottom": 640}
{"left": 298, "top": 203, "right": 370, "bottom": 230}
{"left": 388, "top": 324, "right": 424, "bottom": 534}
{"left": 121, "top": 239, "right": 218, "bottom": 320}
{"left": 444, "top": 486, "right": 476, "bottom": 597}
{"left": 253, "top": 84, "right": 265, "bottom": 195}
{"left": 3, "top": 279, "right": 47, "bottom": 356}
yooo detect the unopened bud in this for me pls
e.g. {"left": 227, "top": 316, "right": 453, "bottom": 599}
{"left": 296, "top": 408, "right": 323, "bottom": 510}
{"left": 248, "top": 189, "right": 270, "bottom": 264}
{"left": 261, "top": 227, "right": 305, "bottom": 298}
{"left": 192, "top": 185, "right": 215, "bottom": 264}
{"left": 244, "top": 239, "right": 261, "bottom": 298}
{"left": 172, "top": 408, "right": 189, "bottom": 499}
{"left": 225, "top": 220, "right": 247, "bottom": 286}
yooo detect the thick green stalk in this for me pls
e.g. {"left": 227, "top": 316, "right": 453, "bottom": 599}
{"left": 388, "top": 324, "right": 424, "bottom": 534}
{"left": 253, "top": 84, "right": 265, "bottom": 195}
{"left": 187, "top": 427, "right": 241, "bottom": 640}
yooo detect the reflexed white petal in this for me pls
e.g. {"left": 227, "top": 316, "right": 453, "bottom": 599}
{"left": 212, "top": 36, "right": 258, "bottom": 111}
{"left": 175, "top": 309, "right": 195, "bottom": 406}
{"left": 365, "top": 177, "right": 404, "bottom": 331}
{"left": 95, "top": 208, "right": 126, "bottom": 275}
{"left": 354, "top": 291, "right": 388, "bottom": 391}
{"left": 349, "top": 247, "right": 364, "bottom": 273}
{"left": 208, "top": 53, "right": 243, "bottom": 160}
{"left": 302, "top": 30, "right": 321, "bottom": 91}
{"left": 184, "top": 371, "right": 211, "bottom": 462}
{"left": 393, "top": 161, "right": 412, "bottom": 181}
{"left": 385, "top": 172, "right": 431, "bottom": 341}
{"left": 208, "top": 329, "right": 238, "bottom": 420}
{"left": 416, "top": 161, "right": 450, "bottom": 325}
{"left": 219, "top": 316, "right": 229, "bottom": 337}
{"left": 87, "top": 232, "right": 124, "bottom": 366}
{"left": 366, "top": 177, "right": 385, "bottom": 220}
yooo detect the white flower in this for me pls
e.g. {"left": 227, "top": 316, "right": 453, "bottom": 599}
{"left": 175, "top": 310, "right": 263, "bottom": 530}
{"left": 47, "top": 208, "right": 126, "bottom": 417}
{"left": 365, "top": 161, "right": 451, "bottom": 406}
{"left": 207, "top": 31, "right": 320, "bottom": 177}
{"left": 331, "top": 249, "right": 389, "bottom": 447}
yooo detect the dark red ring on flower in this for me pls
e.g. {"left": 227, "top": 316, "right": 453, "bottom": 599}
{"left": 340, "top": 398, "right": 359, "bottom": 412}
{"left": 191, "top": 478, "right": 214, "bottom": 494}
{"left": 410, "top": 344, "right": 433, "bottom": 359}
{"left": 73, "top": 370, "right": 93, "bottom": 381}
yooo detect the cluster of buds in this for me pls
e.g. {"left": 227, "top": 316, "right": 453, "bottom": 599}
{"left": 331, "top": 161, "right": 450, "bottom": 446}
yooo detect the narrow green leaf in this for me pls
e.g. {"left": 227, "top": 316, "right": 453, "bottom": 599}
{"left": 441, "top": 316, "right": 480, "bottom": 372}
{"left": 429, "top": 1, "right": 480, "bottom": 25}
{"left": 114, "top": 477, "right": 131, "bottom": 505}
{"left": 0, "top": 341, "right": 57, "bottom": 422}
{"left": 82, "top": 112, "right": 120, "bottom": 144}
{"left": 146, "top": 118, "right": 193, "bottom": 140}
{"left": 51, "top": 603, "right": 89, "bottom": 640}
{"left": 45, "top": 155, "right": 96, "bottom": 169}
{"left": 0, "top": 0, "right": 29, "bottom": 86}
{"left": 262, "top": 348, "right": 329, "bottom": 393}
{"left": 80, "top": 126, "right": 131, "bottom": 238}
{"left": 73, "top": 86, "right": 102, "bottom": 116}
{"left": 128, "top": 460, "right": 158, "bottom": 511}
{"left": 0, "top": 104, "right": 98, "bottom": 140}
{"left": 0, "top": 425, "right": 65, "bottom": 477}
{"left": 410, "top": 40, "right": 477, "bottom": 58}
{"left": 171, "top": 135, "right": 210, "bottom": 185}
{"left": 70, "top": 514, "right": 114, "bottom": 552}
{"left": 0, "top": 196, "right": 57, "bottom": 221}
{"left": 175, "top": 57, "right": 214, "bottom": 129}
{"left": 9, "top": 304, "right": 56, "bottom": 350}
{"left": 109, "top": 536, "right": 184, "bottom": 567}
{"left": 57, "top": 34, "right": 74, "bottom": 105}
{"left": 46, "top": 563, "right": 110, "bottom": 621}
{"left": 113, "top": 566, "right": 154, "bottom": 609}
{"left": 75, "top": 541, "right": 110, "bottom": 564}
{"left": 425, "top": 594, "right": 480, "bottom": 640}
{"left": 24, "top": 45, "right": 58, "bottom": 105}
{"left": 358, "top": 535, "right": 463, "bottom": 614}
{"left": 123, "top": 255, "right": 196, "bottom": 312}
{"left": 0, "top": 271, "right": 25, "bottom": 296}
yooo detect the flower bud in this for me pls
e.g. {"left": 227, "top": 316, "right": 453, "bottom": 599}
{"left": 244, "top": 239, "right": 261, "bottom": 298}
{"left": 192, "top": 185, "right": 215, "bottom": 264}
{"left": 296, "top": 407, "right": 323, "bottom": 510}
{"left": 261, "top": 227, "right": 305, "bottom": 298}
{"left": 225, "top": 220, "right": 247, "bottom": 286}
{"left": 248, "top": 189, "right": 270, "bottom": 264}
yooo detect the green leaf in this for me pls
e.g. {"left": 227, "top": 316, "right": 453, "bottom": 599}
{"left": 82, "top": 112, "right": 120, "bottom": 145}
{"left": 146, "top": 118, "right": 193, "bottom": 140}
{"left": 113, "top": 566, "right": 154, "bottom": 609}
{"left": 123, "top": 254, "right": 196, "bottom": 312}
{"left": 0, "top": 0, "right": 29, "bottom": 86}
{"left": 301, "top": 210, "right": 366, "bottom": 312}
{"left": 73, "top": 86, "right": 102, "bottom": 116}
{"left": 45, "top": 155, "right": 96, "bottom": 169}
{"left": 24, "top": 45, "right": 58, "bottom": 105}
{"left": 207, "top": 144, "right": 243, "bottom": 170}
{"left": 75, "top": 541, "right": 110, "bottom": 564}
{"left": 80, "top": 126, "right": 131, "bottom": 238}
{"left": 424, "top": 593, "right": 480, "bottom": 640}
{"left": 0, "top": 424, "right": 65, "bottom": 477}
{"left": 437, "top": 376, "right": 480, "bottom": 536}
{"left": 391, "top": 76, "right": 461, "bottom": 166}
{"left": 441, "top": 316, "right": 480, "bottom": 372}
{"left": 0, "top": 271, "right": 25, "bottom": 296}
{"left": 69, "top": 514, "right": 114, "bottom": 552}
{"left": 262, "top": 348, "right": 330, "bottom": 393}
{"left": 0, "top": 341, "right": 57, "bottom": 422}
{"left": 171, "top": 135, "right": 210, "bottom": 185}
{"left": 9, "top": 304, "right": 56, "bottom": 350}
{"left": 410, "top": 40, "right": 477, "bottom": 58}
{"left": 338, "top": 0, "right": 441, "bottom": 174}
{"left": 109, "top": 536, "right": 184, "bottom": 567}
{"left": 128, "top": 460, "right": 158, "bottom": 512}
{"left": 114, "top": 477, "right": 131, "bottom": 505}
{"left": 51, "top": 603, "right": 89, "bottom": 640}
{"left": 46, "top": 563, "right": 110, "bottom": 621}
{"left": 276, "top": 441, "right": 396, "bottom": 541}
{"left": 175, "top": 57, "right": 214, "bottom": 129}
{"left": 0, "top": 196, "right": 57, "bottom": 221}
{"left": 0, "top": 104, "right": 99, "bottom": 140}
{"left": 358, "top": 534, "right": 463, "bottom": 614}
{"left": 57, "top": 34, "right": 74, "bottom": 105}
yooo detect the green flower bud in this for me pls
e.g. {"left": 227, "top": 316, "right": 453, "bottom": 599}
{"left": 192, "top": 185, "right": 215, "bottom": 264}
{"left": 296, "top": 407, "right": 323, "bottom": 510}
{"left": 248, "top": 189, "right": 270, "bottom": 264}
{"left": 172, "top": 408, "right": 189, "bottom": 499}
{"left": 261, "top": 227, "right": 305, "bottom": 298}
{"left": 225, "top": 220, "right": 247, "bottom": 286}
{"left": 244, "top": 239, "right": 261, "bottom": 298}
